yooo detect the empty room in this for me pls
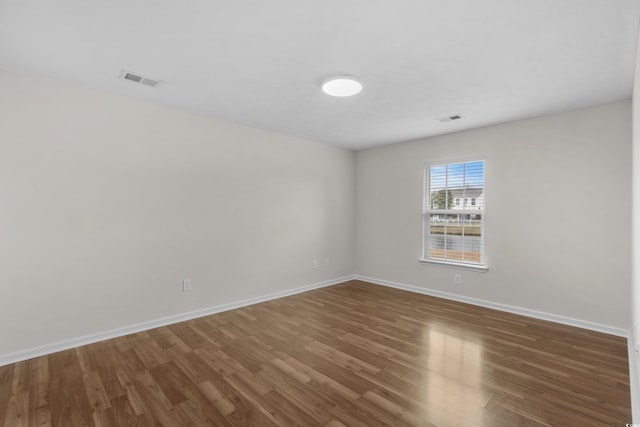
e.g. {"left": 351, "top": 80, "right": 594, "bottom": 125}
{"left": 2, "top": 0, "right": 640, "bottom": 426}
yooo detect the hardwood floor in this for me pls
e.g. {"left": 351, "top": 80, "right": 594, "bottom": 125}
{"left": 0, "top": 280, "right": 632, "bottom": 426}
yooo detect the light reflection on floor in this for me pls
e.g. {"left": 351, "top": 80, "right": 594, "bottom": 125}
{"left": 422, "top": 325, "right": 489, "bottom": 426}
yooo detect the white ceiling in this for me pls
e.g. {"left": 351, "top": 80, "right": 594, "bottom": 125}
{"left": 1, "top": 1, "right": 639, "bottom": 150}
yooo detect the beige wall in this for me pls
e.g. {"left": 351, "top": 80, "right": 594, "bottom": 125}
{"left": 356, "top": 101, "right": 631, "bottom": 329}
{"left": 0, "top": 70, "right": 355, "bottom": 355}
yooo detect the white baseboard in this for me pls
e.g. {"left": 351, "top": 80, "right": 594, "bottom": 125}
{"left": 0, "top": 275, "right": 355, "bottom": 367}
{"left": 354, "top": 275, "right": 628, "bottom": 337}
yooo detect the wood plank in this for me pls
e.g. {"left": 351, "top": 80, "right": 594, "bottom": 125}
{"left": 0, "top": 280, "right": 632, "bottom": 426}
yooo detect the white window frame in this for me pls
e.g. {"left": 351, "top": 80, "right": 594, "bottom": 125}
{"left": 420, "top": 159, "right": 488, "bottom": 272}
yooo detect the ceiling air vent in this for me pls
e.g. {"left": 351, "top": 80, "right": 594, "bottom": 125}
{"left": 120, "top": 70, "right": 162, "bottom": 87}
{"left": 435, "top": 114, "right": 464, "bottom": 123}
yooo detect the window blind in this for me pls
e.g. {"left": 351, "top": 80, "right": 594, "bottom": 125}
{"left": 423, "top": 160, "right": 485, "bottom": 266}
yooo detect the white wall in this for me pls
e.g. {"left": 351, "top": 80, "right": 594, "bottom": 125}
{"left": 632, "top": 24, "right": 640, "bottom": 401}
{"left": 0, "top": 70, "right": 355, "bottom": 356}
{"left": 0, "top": 66, "right": 632, "bottom": 360}
{"left": 356, "top": 101, "right": 631, "bottom": 329}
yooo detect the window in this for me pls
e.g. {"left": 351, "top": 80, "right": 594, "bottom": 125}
{"left": 455, "top": 198, "right": 460, "bottom": 206}
{"left": 422, "top": 160, "right": 485, "bottom": 268}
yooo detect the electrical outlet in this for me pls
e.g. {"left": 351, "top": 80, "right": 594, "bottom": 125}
{"left": 454, "top": 274, "right": 461, "bottom": 285}
{"left": 312, "top": 259, "right": 318, "bottom": 269}
{"left": 183, "top": 278, "right": 192, "bottom": 291}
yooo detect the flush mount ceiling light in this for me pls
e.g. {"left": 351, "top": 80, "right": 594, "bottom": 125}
{"left": 321, "top": 76, "right": 363, "bottom": 97}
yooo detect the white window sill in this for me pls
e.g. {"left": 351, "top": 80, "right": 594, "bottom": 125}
{"left": 419, "top": 258, "right": 489, "bottom": 272}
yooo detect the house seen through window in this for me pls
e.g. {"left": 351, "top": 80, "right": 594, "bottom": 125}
{"left": 422, "top": 160, "right": 485, "bottom": 267}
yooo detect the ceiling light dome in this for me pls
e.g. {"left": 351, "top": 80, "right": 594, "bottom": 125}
{"left": 322, "top": 76, "right": 363, "bottom": 97}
